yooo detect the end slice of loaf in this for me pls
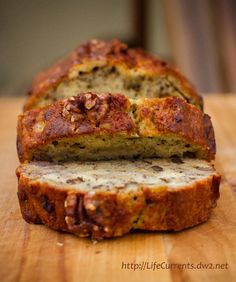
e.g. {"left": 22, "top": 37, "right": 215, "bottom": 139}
{"left": 17, "top": 93, "right": 215, "bottom": 163}
{"left": 24, "top": 39, "right": 203, "bottom": 111}
{"left": 16, "top": 158, "right": 220, "bottom": 240}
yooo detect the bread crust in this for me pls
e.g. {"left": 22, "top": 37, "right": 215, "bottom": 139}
{"left": 17, "top": 94, "right": 215, "bottom": 163}
{"left": 16, "top": 164, "right": 221, "bottom": 240}
{"left": 24, "top": 39, "right": 203, "bottom": 111}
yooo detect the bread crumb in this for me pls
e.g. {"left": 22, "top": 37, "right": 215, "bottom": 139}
{"left": 56, "top": 242, "right": 64, "bottom": 247}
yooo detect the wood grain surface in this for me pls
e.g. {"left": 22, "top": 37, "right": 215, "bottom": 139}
{"left": 0, "top": 95, "right": 235, "bottom": 282}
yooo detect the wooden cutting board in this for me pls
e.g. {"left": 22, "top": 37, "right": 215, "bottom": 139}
{"left": 0, "top": 95, "right": 235, "bottom": 282}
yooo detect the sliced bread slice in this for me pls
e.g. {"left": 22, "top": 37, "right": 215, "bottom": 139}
{"left": 17, "top": 94, "right": 215, "bottom": 163}
{"left": 24, "top": 39, "right": 203, "bottom": 111}
{"left": 16, "top": 158, "right": 220, "bottom": 240}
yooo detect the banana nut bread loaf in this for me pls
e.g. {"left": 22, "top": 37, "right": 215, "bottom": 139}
{"left": 16, "top": 158, "right": 220, "bottom": 240}
{"left": 17, "top": 93, "right": 215, "bottom": 163}
{"left": 24, "top": 39, "right": 203, "bottom": 111}
{"left": 16, "top": 39, "right": 221, "bottom": 241}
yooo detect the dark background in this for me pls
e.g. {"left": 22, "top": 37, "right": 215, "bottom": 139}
{"left": 1, "top": 0, "right": 235, "bottom": 96}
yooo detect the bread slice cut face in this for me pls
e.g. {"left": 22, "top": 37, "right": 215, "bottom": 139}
{"left": 24, "top": 39, "right": 203, "bottom": 111}
{"left": 16, "top": 158, "right": 220, "bottom": 240}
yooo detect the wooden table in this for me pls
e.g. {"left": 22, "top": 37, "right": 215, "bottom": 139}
{"left": 0, "top": 95, "right": 235, "bottom": 282}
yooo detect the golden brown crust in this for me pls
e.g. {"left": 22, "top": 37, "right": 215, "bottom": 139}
{"left": 17, "top": 94, "right": 215, "bottom": 162}
{"left": 24, "top": 39, "right": 203, "bottom": 111}
{"left": 136, "top": 97, "right": 215, "bottom": 155}
{"left": 16, "top": 165, "right": 221, "bottom": 240}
